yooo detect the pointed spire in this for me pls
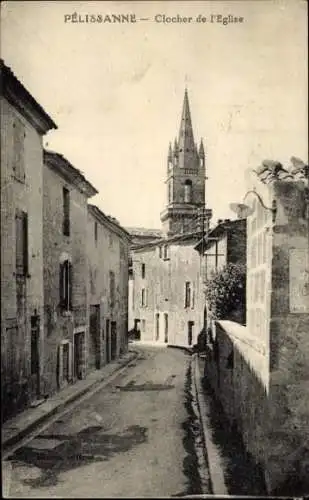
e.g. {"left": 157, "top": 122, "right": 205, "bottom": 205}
{"left": 178, "top": 89, "right": 195, "bottom": 149}
{"left": 168, "top": 142, "right": 173, "bottom": 160}
{"left": 173, "top": 138, "right": 178, "bottom": 155}
{"left": 199, "top": 139, "right": 205, "bottom": 157}
{"left": 177, "top": 89, "right": 197, "bottom": 169}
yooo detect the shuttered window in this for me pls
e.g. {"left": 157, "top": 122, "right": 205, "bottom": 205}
{"left": 62, "top": 187, "right": 70, "bottom": 236}
{"left": 109, "top": 271, "right": 115, "bottom": 308}
{"left": 184, "top": 281, "right": 191, "bottom": 308}
{"left": 12, "top": 117, "right": 25, "bottom": 182}
{"left": 59, "top": 260, "right": 73, "bottom": 311}
{"left": 15, "top": 210, "right": 28, "bottom": 276}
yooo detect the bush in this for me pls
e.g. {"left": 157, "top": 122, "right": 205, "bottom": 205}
{"left": 205, "top": 263, "right": 246, "bottom": 323}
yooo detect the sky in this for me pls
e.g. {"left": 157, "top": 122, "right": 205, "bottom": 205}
{"left": 2, "top": 0, "right": 308, "bottom": 229}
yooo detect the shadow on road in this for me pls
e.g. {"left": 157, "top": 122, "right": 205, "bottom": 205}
{"left": 10, "top": 424, "right": 148, "bottom": 489}
{"left": 173, "top": 363, "right": 211, "bottom": 497}
{"left": 115, "top": 380, "right": 175, "bottom": 392}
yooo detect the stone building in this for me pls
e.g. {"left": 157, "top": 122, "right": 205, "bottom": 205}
{"left": 87, "top": 204, "right": 131, "bottom": 368}
{"left": 42, "top": 150, "right": 98, "bottom": 395}
{"left": 1, "top": 61, "right": 57, "bottom": 421}
{"left": 130, "top": 232, "right": 205, "bottom": 346}
{"left": 128, "top": 89, "right": 212, "bottom": 346}
{"left": 200, "top": 159, "right": 309, "bottom": 495}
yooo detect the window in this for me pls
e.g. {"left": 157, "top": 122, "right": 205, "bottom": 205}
{"left": 63, "top": 187, "right": 70, "bottom": 236}
{"left": 109, "top": 271, "right": 115, "bottom": 308}
{"left": 141, "top": 319, "right": 146, "bottom": 332}
{"left": 141, "top": 263, "right": 145, "bottom": 279}
{"left": 184, "top": 179, "right": 192, "bottom": 203}
{"left": 185, "top": 281, "right": 191, "bottom": 308}
{"left": 159, "top": 246, "right": 162, "bottom": 258}
{"left": 163, "top": 245, "right": 169, "bottom": 260}
{"left": 15, "top": 210, "right": 28, "bottom": 276}
{"left": 168, "top": 182, "right": 172, "bottom": 203}
{"left": 59, "top": 260, "right": 73, "bottom": 311}
{"left": 141, "top": 288, "right": 148, "bottom": 307}
{"left": 94, "top": 221, "right": 98, "bottom": 244}
{"left": 12, "top": 117, "right": 25, "bottom": 182}
{"left": 191, "top": 284, "right": 195, "bottom": 309}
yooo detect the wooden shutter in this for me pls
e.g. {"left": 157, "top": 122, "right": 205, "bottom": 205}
{"left": 59, "top": 263, "right": 64, "bottom": 308}
{"left": 13, "top": 118, "right": 25, "bottom": 182}
{"left": 68, "top": 342, "right": 73, "bottom": 381}
{"left": 15, "top": 212, "right": 24, "bottom": 275}
{"left": 191, "top": 283, "right": 195, "bottom": 309}
{"left": 23, "top": 212, "right": 28, "bottom": 275}
{"left": 58, "top": 343, "right": 64, "bottom": 387}
{"left": 15, "top": 211, "right": 28, "bottom": 276}
{"left": 68, "top": 262, "right": 73, "bottom": 310}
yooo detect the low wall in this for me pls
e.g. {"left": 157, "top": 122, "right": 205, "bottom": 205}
{"left": 203, "top": 320, "right": 309, "bottom": 495}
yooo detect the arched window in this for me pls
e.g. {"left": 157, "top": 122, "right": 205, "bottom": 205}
{"left": 184, "top": 179, "right": 192, "bottom": 203}
{"left": 59, "top": 259, "right": 73, "bottom": 311}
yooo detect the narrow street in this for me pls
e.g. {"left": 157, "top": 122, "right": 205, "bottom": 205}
{"left": 4, "top": 345, "right": 210, "bottom": 498}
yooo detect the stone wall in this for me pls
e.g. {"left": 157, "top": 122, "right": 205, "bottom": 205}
{"left": 203, "top": 170, "right": 309, "bottom": 495}
{"left": 87, "top": 208, "right": 130, "bottom": 367}
{"left": 42, "top": 163, "right": 89, "bottom": 395}
{"left": 1, "top": 97, "right": 45, "bottom": 419}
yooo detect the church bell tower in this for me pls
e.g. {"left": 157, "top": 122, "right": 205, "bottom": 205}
{"left": 160, "top": 89, "right": 209, "bottom": 236}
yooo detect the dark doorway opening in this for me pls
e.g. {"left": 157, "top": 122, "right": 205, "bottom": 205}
{"left": 111, "top": 321, "right": 117, "bottom": 360}
{"left": 133, "top": 318, "right": 141, "bottom": 340}
{"left": 106, "top": 319, "right": 110, "bottom": 363}
{"left": 89, "top": 304, "right": 101, "bottom": 369}
{"left": 188, "top": 321, "right": 194, "bottom": 346}
{"left": 155, "top": 313, "right": 160, "bottom": 341}
{"left": 164, "top": 313, "right": 168, "bottom": 343}
{"left": 31, "top": 315, "right": 40, "bottom": 397}
{"left": 74, "top": 331, "right": 84, "bottom": 380}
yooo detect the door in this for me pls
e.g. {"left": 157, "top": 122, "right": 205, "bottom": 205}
{"left": 155, "top": 313, "right": 160, "bottom": 341}
{"left": 111, "top": 321, "right": 117, "bottom": 360}
{"left": 89, "top": 304, "right": 101, "bottom": 369}
{"left": 30, "top": 315, "right": 40, "bottom": 397}
{"left": 188, "top": 321, "right": 194, "bottom": 346}
{"left": 134, "top": 318, "right": 141, "bottom": 340}
{"left": 74, "top": 332, "right": 84, "bottom": 379}
{"left": 164, "top": 313, "right": 168, "bottom": 343}
{"left": 106, "top": 319, "right": 110, "bottom": 363}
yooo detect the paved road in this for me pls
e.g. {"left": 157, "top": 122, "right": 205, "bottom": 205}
{"left": 5, "top": 345, "right": 210, "bottom": 498}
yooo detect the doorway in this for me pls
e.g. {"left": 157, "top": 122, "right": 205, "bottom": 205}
{"left": 164, "top": 313, "right": 168, "bottom": 343}
{"left": 106, "top": 319, "right": 110, "bottom": 363}
{"left": 155, "top": 313, "right": 160, "bottom": 341}
{"left": 134, "top": 318, "right": 141, "bottom": 340}
{"left": 188, "top": 321, "right": 194, "bottom": 346}
{"left": 30, "top": 315, "right": 40, "bottom": 397}
{"left": 74, "top": 331, "right": 84, "bottom": 380}
{"left": 89, "top": 304, "right": 101, "bottom": 369}
{"left": 111, "top": 321, "right": 117, "bottom": 360}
